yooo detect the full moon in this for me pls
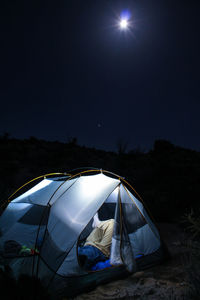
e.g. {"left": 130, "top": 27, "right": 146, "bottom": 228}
{"left": 120, "top": 19, "right": 128, "bottom": 29}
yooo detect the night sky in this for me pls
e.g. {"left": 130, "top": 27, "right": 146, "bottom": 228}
{"left": 1, "top": 0, "right": 200, "bottom": 152}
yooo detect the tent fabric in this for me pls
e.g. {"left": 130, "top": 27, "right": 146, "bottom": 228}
{"left": 57, "top": 242, "right": 87, "bottom": 276}
{"left": 0, "top": 202, "right": 32, "bottom": 234}
{"left": 47, "top": 174, "right": 120, "bottom": 252}
{"left": 39, "top": 174, "right": 120, "bottom": 275}
{"left": 12, "top": 178, "right": 78, "bottom": 206}
{"left": 123, "top": 185, "right": 160, "bottom": 240}
{"left": 0, "top": 171, "right": 166, "bottom": 299}
{"left": 110, "top": 191, "right": 136, "bottom": 272}
{"left": 19, "top": 205, "right": 49, "bottom": 225}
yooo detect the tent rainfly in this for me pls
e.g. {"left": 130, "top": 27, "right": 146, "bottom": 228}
{"left": 0, "top": 169, "right": 168, "bottom": 299}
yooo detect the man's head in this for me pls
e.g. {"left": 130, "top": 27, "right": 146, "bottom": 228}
{"left": 92, "top": 212, "right": 101, "bottom": 228}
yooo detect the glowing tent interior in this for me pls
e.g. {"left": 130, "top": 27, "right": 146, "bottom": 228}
{"left": 0, "top": 169, "right": 168, "bottom": 299}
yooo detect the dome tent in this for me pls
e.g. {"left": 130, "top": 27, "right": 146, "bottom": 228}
{"left": 0, "top": 169, "right": 168, "bottom": 299}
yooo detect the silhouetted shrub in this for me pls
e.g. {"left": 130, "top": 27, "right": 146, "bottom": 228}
{"left": 153, "top": 139, "right": 175, "bottom": 153}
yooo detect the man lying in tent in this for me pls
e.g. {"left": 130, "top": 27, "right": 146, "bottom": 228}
{"left": 78, "top": 212, "right": 114, "bottom": 270}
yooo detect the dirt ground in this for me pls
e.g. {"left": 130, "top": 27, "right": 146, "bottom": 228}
{"left": 71, "top": 223, "right": 191, "bottom": 300}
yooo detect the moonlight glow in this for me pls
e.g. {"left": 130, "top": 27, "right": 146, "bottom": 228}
{"left": 120, "top": 18, "right": 128, "bottom": 29}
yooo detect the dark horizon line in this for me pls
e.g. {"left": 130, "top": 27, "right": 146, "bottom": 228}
{"left": 0, "top": 132, "right": 199, "bottom": 154}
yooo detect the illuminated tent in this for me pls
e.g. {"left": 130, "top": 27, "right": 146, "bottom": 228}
{"left": 0, "top": 169, "right": 168, "bottom": 299}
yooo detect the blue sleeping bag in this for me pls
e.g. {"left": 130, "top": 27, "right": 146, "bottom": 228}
{"left": 91, "top": 254, "right": 144, "bottom": 271}
{"left": 91, "top": 259, "right": 112, "bottom": 271}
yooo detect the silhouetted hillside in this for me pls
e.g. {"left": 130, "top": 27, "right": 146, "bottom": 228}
{"left": 0, "top": 137, "right": 200, "bottom": 222}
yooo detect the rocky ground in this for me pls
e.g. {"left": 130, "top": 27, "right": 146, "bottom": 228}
{"left": 70, "top": 223, "right": 192, "bottom": 300}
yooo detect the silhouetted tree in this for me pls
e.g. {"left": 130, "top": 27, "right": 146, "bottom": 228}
{"left": 116, "top": 138, "right": 128, "bottom": 155}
